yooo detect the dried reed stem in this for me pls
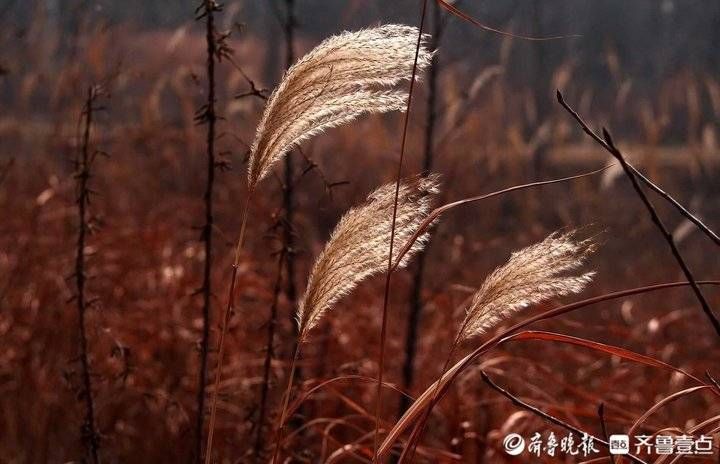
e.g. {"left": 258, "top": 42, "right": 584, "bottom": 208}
{"left": 374, "top": 3, "right": 429, "bottom": 460}
{"left": 557, "top": 90, "right": 720, "bottom": 338}
{"left": 74, "top": 86, "right": 101, "bottom": 464}
{"left": 204, "top": 193, "right": 252, "bottom": 464}
{"left": 401, "top": 0, "right": 443, "bottom": 416}
{"left": 271, "top": 343, "right": 301, "bottom": 464}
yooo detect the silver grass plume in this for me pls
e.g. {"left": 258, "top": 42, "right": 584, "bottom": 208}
{"left": 247, "top": 25, "right": 433, "bottom": 190}
{"left": 460, "top": 231, "right": 596, "bottom": 341}
{"left": 296, "top": 175, "right": 441, "bottom": 342}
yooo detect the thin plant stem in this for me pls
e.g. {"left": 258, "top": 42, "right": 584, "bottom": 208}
{"left": 391, "top": 166, "right": 611, "bottom": 274}
{"left": 374, "top": 1, "right": 428, "bottom": 460}
{"left": 628, "top": 166, "right": 720, "bottom": 247}
{"left": 271, "top": 342, "right": 302, "bottom": 463}
{"left": 400, "top": 317, "right": 473, "bottom": 462}
{"left": 204, "top": 192, "right": 253, "bottom": 464}
{"left": 401, "top": 0, "right": 442, "bottom": 415}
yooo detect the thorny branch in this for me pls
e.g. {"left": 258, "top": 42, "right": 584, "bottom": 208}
{"left": 194, "top": 0, "right": 221, "bottom": 462}
{"left": 73, "top": 85, "right": 104, "bottom": 464}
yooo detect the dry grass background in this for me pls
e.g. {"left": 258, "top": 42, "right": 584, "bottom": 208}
{"left": 1, "top": 5, "right": 720, "bottom": 463}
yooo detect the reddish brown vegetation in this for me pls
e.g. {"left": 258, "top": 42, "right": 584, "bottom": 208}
{"left": 1, "top": 8, "right": 719, "bottom": 464}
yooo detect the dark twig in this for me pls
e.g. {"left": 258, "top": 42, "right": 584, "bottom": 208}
{"left": 557, "top": 91, "right": 720, "bottom": 338}
{"left": 226, "top": 55, "right": 268, "bottom": 101}
{"left": 296, "top": 148, "right": 349, "bottom": 201}
{"left": 401, "top": 0, "right": 443, "bottom": 416}
{"left": 627, "top": 168, "right": 720, "bottom": 247}
{"left": 254, "top": 250, "right": 285, "bottom": 461}
{"left": 194, "top": 1, "right": 221, "bottom": 462}
{"left": 435, "top": 0, "right": 579, "bottom": 41}
{"left": 598, "top": 403, "right": 617, "bottom": 464}
{"left": 481, "top": 371, "right": 647, "bottom": 464}
{"left": 374, "top": 1, "right": 429, "bottom": 459}
{"left": 74, "top": 86, "right": 101, "bottom": 464}
{"left": 556, "top": 94, "right": 719, "bottom": 246}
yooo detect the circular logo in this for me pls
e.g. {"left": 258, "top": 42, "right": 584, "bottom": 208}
{"left": 503, "top": 433, "right": 526, "bottom": 456}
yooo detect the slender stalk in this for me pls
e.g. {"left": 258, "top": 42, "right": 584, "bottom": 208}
{"left": 194, "top": 0, "right": 218, "bottom": 461}
{"left": 401, "top": 319, "right": 471, "bottom": 462}
{"left": 557, "top": 90, "right": 720, "bottom": 338}
{"left": 399, "top": 343, "right": 458, "bottom": 462}
{"left": 253, "top": 251, "right": 285, "bottom": 461}
{"left": 282, "top": 1, "right": 298, "bottom": 341}
{"left": 204, "top": 193, "right": 253, "bottom": 464}
{"left": 392, "top": 166, "right": 611, "bottom": 274}
{"left": 271, "top": 342, "right": 301, "bottom": 463}
{"left": 401, "top": 0, "right": 442, "bottom": 416}
{"left": 628, "top": 165, "right": 720, "bottom": 247}
{"left": 74, "top": 86, "right": 100, "bottom": 464}
{"left": 374, "top": 2, "right": 428, "bottom": 460}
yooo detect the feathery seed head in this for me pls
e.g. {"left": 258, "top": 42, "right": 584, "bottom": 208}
{"left": 247, "top": 25, "right": 433, "bottom": 190}
{"left": 296, "top": 174, "right": 440, "bottom": 342}
{"left": 460, "top": 231, "right": 596, "bottom": 341}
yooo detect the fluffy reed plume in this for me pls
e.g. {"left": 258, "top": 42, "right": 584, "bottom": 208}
{"left": 296, "top": 174, "right": 441, "bottom": 341}
{"left": 247, "top": 25, "right": 432, "bottom": 190}
{"left": 460, "top": 231, "right": 596, "bottom": 340}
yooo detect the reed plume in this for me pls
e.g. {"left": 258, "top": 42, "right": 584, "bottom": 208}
{"left": 296, "top": 174, "right": 440, "bottom": 342}
{"left": 247, "top": 24, "right": 432, "bottom": 190}
{"left": 460, "top": 231, "right": 596, "bottom": 340}
{"left": 269, "top": 175, "right": 440, "bottom": 463}
{"left": 400, "top": 230, "right": 597, "bottom": 461}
